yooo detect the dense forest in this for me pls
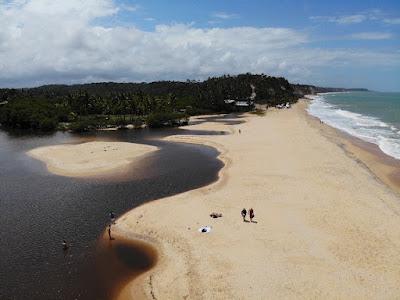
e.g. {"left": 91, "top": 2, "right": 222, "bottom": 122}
{"left": 0, "top": 74, "right": 300, "bottom": 131}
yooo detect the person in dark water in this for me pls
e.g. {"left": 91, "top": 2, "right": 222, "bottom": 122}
{"left": 241, "top": 208, "right": 247, "bottom": 222}
{"left": 62, "top": 240, "right": 69, "bottom": 251}
{"left": 109, "top": 211, "right": 116, "bottom": 224}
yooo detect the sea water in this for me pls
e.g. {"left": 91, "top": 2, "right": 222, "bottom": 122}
{"left": 307, "top": 91, "right": 400, "bottom": 160}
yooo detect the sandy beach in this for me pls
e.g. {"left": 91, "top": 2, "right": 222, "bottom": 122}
{"left": 27, "top": 141, "right": 158, "bottom": 178}
{"left": 310, "top": 120, "right": 400, "bottom": 195}
{"left": 115, "top": 100, "right": 400, "bottom": 299}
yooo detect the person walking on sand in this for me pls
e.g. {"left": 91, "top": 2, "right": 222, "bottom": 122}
{"left": 241, "top": 208, "right": 247, "bottom": 222}
{"left": 108, "top": 224, "right": 112, "bottom": 240}
{"left": 249, "top": 208, "right": 255, "bottom": 223}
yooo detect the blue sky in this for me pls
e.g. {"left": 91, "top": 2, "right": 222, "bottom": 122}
{"left": 0, "top": 0, "right": 399, "bottom": 90}
{"left": 114, "top": 0, "right": 400, "bottom": 30}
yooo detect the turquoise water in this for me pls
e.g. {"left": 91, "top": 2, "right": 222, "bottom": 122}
{"left": 307, "top": 91, "right": 400, "bottom": 159}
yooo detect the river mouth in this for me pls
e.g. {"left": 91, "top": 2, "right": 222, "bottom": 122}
{"left": 0, "top": 125, "right": 227, "bottom": 300}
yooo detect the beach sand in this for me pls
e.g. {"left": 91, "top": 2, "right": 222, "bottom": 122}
{"left": 115, "top": 100, "right": 400, "bottom": 299}
{"left": 27, "top": 141, "right": 158, "bottom": 178}
{"left": 308, "top": 116, "right": 400, "bottom": 195}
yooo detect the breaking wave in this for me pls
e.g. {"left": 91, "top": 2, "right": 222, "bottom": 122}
{"left": 307, "top": 94, "right": 400, "bottom": 160}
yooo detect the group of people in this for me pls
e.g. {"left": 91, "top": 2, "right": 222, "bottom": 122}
{"left": 62, "top": 211, "right": 116, "bottom": 250}
{"left": 241, "top": 208, "right": 255, "bottom": 222}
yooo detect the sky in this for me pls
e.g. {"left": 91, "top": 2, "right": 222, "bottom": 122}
{"left": 0, "top": 0, "right": 399, "bottom": 91}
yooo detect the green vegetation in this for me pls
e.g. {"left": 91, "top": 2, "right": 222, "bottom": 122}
{"left": 0, "top": 98, "right": 66, "bottom": 131}
{"left": 0, "top": 73, "right": 299, "bottom": 131}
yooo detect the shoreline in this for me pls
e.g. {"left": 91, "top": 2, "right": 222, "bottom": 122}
{"left": 303, "top": 100, "right": 400, "bottom": 195}
{"left": 113, "top": 115, "right": 236, "bottom": 299}
{"left": 116, "top": 102, "right": 400, "bottom": 299}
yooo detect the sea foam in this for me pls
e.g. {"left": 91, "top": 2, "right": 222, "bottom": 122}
{"left": 307, "top": 94, "right": 400, "bottom": 160}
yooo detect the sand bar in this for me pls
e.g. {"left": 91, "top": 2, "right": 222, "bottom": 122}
{"left": 115, "top": 100, "right": 400, "bottom": 299}
{"left": 27, "top": 141, "right": 158, "bottom": 177}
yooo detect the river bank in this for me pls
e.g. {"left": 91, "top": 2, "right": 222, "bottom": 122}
{"left": 116, "top": 100, "right": 400, "bottom": 299}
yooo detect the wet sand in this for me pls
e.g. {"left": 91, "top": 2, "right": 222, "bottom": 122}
{"left": 116, "top": 100, "right": 400, "bottom": 299}
{"left": 27, "top": 141, "right": 158, "bottom": 177}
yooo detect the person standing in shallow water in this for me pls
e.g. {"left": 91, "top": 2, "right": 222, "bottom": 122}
{"left": 249, "top": 208, "right": 255, "bottom": 222}
{"left": 241, "top": 208, "right": 247, "bottom": 222}
{"left": 108, "top": 224, "right": 112, "bottom": 240}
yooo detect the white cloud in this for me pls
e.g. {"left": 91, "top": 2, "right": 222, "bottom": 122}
{"left": 311, "top": 10, "right": 400, "bottom": 25}
{"left": 0, "top": 0, "right": 399, "bottom": 87}
{"left": 120, "top": 4, "right": 139, "bottom": 12}
{"left": 310, "top": 14, "right": 366, "bottom": 24}
{"left": 383, "top": 18, "right": 400, "bottom": 25}
{"left": 144, "top": 17, "right": 156, "bottom": 21}
{"left": 212, "top": 12, "right": 238, "bottom": 20}
{"left": 350, "top": 32, "right": 393, "bottom": 40}
{"left": 337, "top": 14, "right": 367, "bottom": 24}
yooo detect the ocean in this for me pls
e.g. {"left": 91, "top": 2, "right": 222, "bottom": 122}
{"left": 307, "top": 91, "right": 400, "bottom": 160}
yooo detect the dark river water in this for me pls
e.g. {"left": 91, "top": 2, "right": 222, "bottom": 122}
{"left": 0, "top": 125, "right": 226, "bottom": 300}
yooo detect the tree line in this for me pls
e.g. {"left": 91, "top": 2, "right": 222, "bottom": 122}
{"left": 0, "top": 73, "right": 298, "bottom": 131}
